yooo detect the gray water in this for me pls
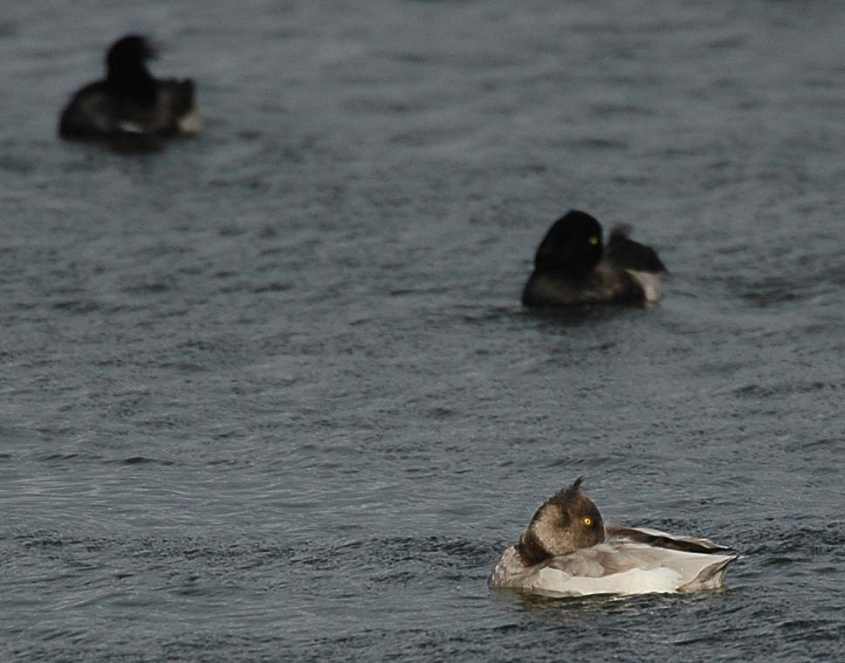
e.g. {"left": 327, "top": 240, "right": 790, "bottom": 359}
{"left": 2, "top": 1, "right": 845, "bottom": 660}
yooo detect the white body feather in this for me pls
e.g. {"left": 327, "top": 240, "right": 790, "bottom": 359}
{"left": 531, "top": 564, "right": 682, "bottom": 597}
{"left": 626, "top": 269, "right": 663, "bottom": 304}
{"left": 490, "top": 527, "right": 737, "bottom": 598}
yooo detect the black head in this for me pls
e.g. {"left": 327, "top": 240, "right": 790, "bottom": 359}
{"left": 106, "top": 34, "right": 156, "bottom": 77}
{"left": 533, "top": 210, "right": 604, "bottom": 279}
{"left": 104, "top": 34, "right": 157, "bottom": 105}
{"left": 517, "top": 477, "right": 605, "bottom": 564}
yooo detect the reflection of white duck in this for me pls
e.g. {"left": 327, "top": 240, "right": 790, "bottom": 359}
{"left": 489, "top": 478, "right": 738, "bottom": 597}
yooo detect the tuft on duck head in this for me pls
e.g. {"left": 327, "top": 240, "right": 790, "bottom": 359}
{"left": 517, "top": 477, "right": 605, "bottom": 565}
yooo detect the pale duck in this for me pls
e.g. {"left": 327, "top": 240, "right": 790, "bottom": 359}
{"left": 489, "top": 478, "right": 738, "bottom": 598}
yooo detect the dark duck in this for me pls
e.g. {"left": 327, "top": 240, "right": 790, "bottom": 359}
{"left": 521, "top": 210, "right": 666, "bottom": 307}
{"left": 58, "top": 34, "right": 201, "bottom": 144}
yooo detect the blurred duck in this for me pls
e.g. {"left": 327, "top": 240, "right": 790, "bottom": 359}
{"left": 58, "top": 34, "right": 201, "bottom": 144}
{"left": 489, "top": 478, "right": 738, "bottom": 598}
{"left": 522, "top": 210, "right": 666, "bottom": 307}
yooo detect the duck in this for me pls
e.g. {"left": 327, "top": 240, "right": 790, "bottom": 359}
{"left": 489, "top": 478, "right": 738, "bottom": 598}
{"left": 521, "top": 210, "right": 667, "bottom": 307}
{"left": 58, "top": 34, "right": 201, "bottom": 144}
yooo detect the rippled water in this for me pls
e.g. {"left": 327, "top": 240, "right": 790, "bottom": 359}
{"left": 2, "top": 1, "right": 845, "bottom": 661}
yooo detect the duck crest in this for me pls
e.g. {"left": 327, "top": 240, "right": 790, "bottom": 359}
{"left": 561, "top": 476, "right": 585, "bottom": 501}
{"left": 105, "top": 35, "right": 157, "bottom": 107}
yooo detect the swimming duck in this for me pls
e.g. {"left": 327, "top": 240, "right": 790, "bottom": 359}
{"left": 521, "top": 210, "right": 666, "bottom": 307}
{"left": 489, "top": 478, "right": 738, "bottom": 597}
{"left": 58, "top": 34, "right": 201, "bottom": 143}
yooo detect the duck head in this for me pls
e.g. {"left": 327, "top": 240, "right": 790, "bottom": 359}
{"left": 517, "top": 477, "right": 605, "bottom": 565}
{"left": 533, "top": 210, "right": 604, "bottom": 280}
{"left": 105, "top": 34, "right": 157, "bottom": 104}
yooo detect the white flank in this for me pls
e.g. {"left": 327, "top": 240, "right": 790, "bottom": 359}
{"left": 117, "top": 121, "right": 145, "bottom": 134}
{"left": 532, "top": 566, "right": 683, "bottom": 597}
{"left": 626, "top": 270, "right": 663, "bottom": 303}
{"left": 178, "top": 108, "right": 203, "bottom": 134}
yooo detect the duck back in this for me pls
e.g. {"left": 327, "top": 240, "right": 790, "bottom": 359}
{"left": 605, "top": 225, "right": 667, "bottom": 273}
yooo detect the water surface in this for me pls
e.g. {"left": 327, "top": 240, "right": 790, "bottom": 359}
{"left": 1, "top": 1, "right": 845, "bottom": 660}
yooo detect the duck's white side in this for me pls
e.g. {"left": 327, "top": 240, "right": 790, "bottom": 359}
{"left": 490, "top": 527, "right": 737, "bottom": 598}
{"left": 625, "top": 270, "right": 663, "bottom": 304}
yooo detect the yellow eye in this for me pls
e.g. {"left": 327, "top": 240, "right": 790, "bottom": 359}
{"left": 588, "top": 236, "right": 599, "bottom": 246}
{"left": 582, "top": 516, "right": 593, "bottom": 527}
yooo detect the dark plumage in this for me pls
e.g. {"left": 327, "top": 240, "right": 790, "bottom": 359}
{"left": 58, "top": 34, "right": 201, "bottom": 146}
{"left": 521, "top": 210, "right": 666, "bottom": 307}
{"left": 605, "top": 224, "right": 667, "bottom": 274}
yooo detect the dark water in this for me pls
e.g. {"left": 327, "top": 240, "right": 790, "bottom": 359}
{"left": 2, "top": 1, "right": 845, "bottom": 660}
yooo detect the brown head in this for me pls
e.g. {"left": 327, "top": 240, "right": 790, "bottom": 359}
{"left": 516, "top": 477, "right": 606, "bottom": 566}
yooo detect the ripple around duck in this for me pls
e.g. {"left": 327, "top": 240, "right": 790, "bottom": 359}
{"left": 740, "top": 523, "right": 845, "bottom": 569}
{"left": 105, "top": 456, "right": 176, "bottom": 467}
{"left": 732, "top": 380, "right": 841, "bottom": 399}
